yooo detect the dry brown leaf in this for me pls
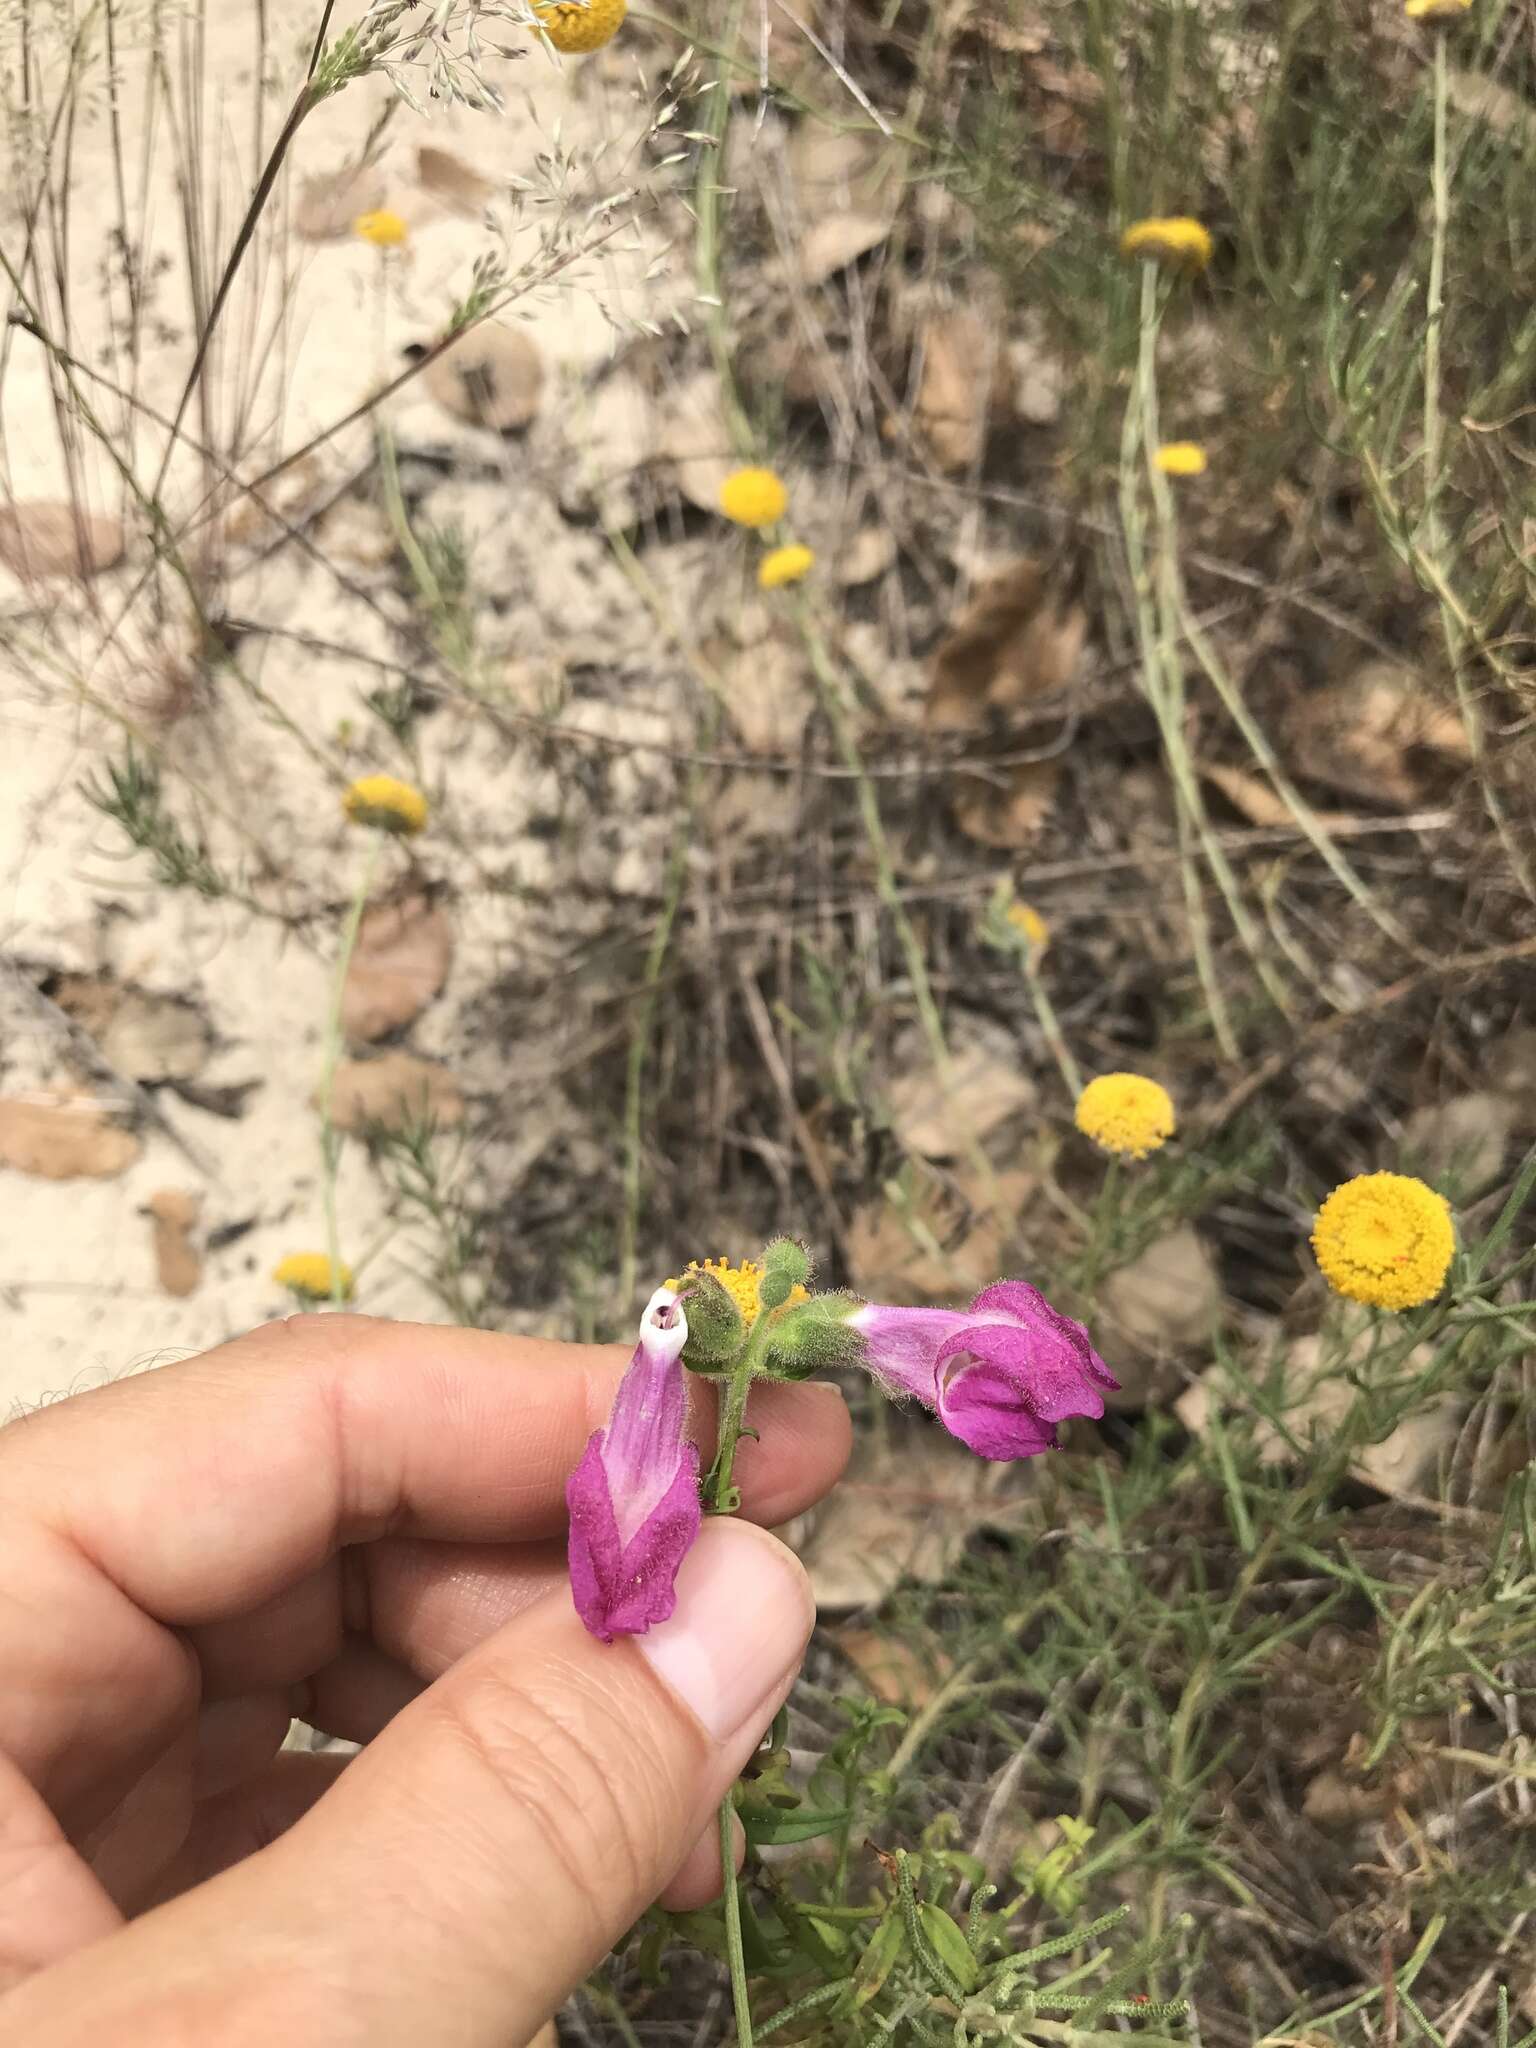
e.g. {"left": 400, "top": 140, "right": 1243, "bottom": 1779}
{"left": 0, "top": 502, "right": 124, "bottom": 580}
{"left": 295, "top": 161, "right": 387, "bottom": 240}
{"left": 324, "top": 1051, "right": 465, "bottom": 1132}
{"left": 887, "top": 1034, "right": 1036, "bottom": 1160}
{"left": 786, "top": 124, "right": 894, "bottom": 285}
{"left": 416, "top": 144, "right": 494, "bottom": 215}
{"left": 146, "top": 1188, "right": 202, "bottom": 1297}
{"left": 0, "top": 1092, "right": 141, "bottom": 1178}
{"left": 1490, "top": 1024, "right": 1536, "bottom": 1132}
{"left": 830, "top": 1626, "right": 953, "bottom": 1707}
{"left": 653, "top": 371, "right": 733, "bottom": 513}
{"left": 1402, "top": 1091, "right": 1511, "bottom": 1196}
{"left": 1197, "top": 760, "right": 1352, "bottom": 833}
{"left": 791, "top": 1429, "right": 1012, "bottom": 1610}
{"left": 914, "top": 311, "right": 1003, "bottom": 472}
{"left": 1445, "top": 69, "right": 1536, "bottom": 142}
{"left": 222, "top": 452, "right": 330, "bottom": 549}
{"left": 722, "top": 639, "right": 816, "bottom": 753}
{"left": 838, "top": 526, "right": 897, "bottom": 587}
{"left": 1100, "top": 1225, "right": 1219, "bottom": 1405}
{"left": 952, "top": 0, "right": 1049, "bottom": 51}
{"left": 51, "top": 974, "right": 213, "bottom": 1084}
{"left": 952, "top": 758, "right": 1061, "bottom": 848}
{"left": 928, "top": 560, "right": 1085, "bottom": 730}
{"left": 1288, "top": 659, "right": 1470, "bottom": 808}
{"left": 342, "top": 892, "right": 453, "bottom": 1043}
{"left": 847, "top": 1166, "right": 1036, "bottom": 1301}
{"left": 425, "top": 324, "right": 544, "bottom": 433}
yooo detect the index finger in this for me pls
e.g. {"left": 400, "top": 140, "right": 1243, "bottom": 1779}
{"left": 0, "top": 1313, "right": 848, "bottom": 1629}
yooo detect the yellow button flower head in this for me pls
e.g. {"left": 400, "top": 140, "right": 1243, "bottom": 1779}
{"left": 758, "top": 542, "right": 815, "bottom": 590}
{"left": 354, "top": 209, "right": 408, "bottom": 249}
{"left": 1075, "top": 1073, "right": 1176, "bottom": 1160}
{"left": 531, "top": 0, "right": 626, "bottom": 53}
{"left": 273, "top": 1252, "right": 355, "bottom": 1301}
{"left": 1156, "top": 441, "right": 1207, "bottom": 477}
{"left": 720, "top": 467, "right": 788, "bottom": 529}
{"left": 1119, "top": 217, "right": 1213, "bottom": 272}
{"left": 1404, "top": 0, "right": 1470, "bottom": 17}
{"left": 665, "top": 1257, "right": 809, "bottom": 1324}
{"left": 1007, "top": 901, "right": 1050, "bottom": 957}
{"left": 1311, "top": 1172, "right": 1454, "bottom": 1311}
{"left": 342, "top": 774, "right": 429, "bottom": 836}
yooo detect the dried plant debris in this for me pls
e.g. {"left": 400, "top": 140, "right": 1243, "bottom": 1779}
{"left": 886, "top": 1030, "right": 1037, "bottom": 1160}
{"left": 48, "top": 974, "right": 213, "bottom": 1086}
{"left": 295, "top": 159, "right": 387, "bottom": 239}
{"left": 324, "top": 1051, "right": 465, "bottom": 1132}
{"left": 928, "top": 559, "right": 1085, "bottom": 730}
{"left": 785, "top": 123, "right": 896, "bottom": 285}
{"left": 342, "top": 891, "right": 454, "bottom": 1042}
{"left": 416, "top": 143, "right": 495, "bottom": 215}
{"left": 145, "top": 1188, "right": 202, "bottom": 1297}
{"left": 0, "top": 1092, "right": 141, "bottom": 1179}
{"left": 913, "top": 310, "right": 1006, "bottom": 472}
{"left": 0, "top": 503, "right": 125, "bottom": 580}
{"left": 424, "top": 323, "right": 545, "bottom": 433}
{"left": 1286, "top": 658, "right": 1470, "bottom": 807}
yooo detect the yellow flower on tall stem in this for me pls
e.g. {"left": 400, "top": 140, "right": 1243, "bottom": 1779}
{"left": 273, "top": 1252, "right": 355, "bottom": 1301}
{"left": 758, "top": 543, "right": 815, "bottom": 590}
{"left": 720, "top": 467, "right": 788, "bottom": 528}
{"left": 1119, "top": 217, "right": 1213, "bottom": 271}
{"left": 342, "top": 774, "right": 429, "bottom": 836}
{"left": 1311, "top": 1172, "right": 1454, "bottom": 1310}
{"left": 354, "top": 210, "right": 408, "bottom": 249}
{"left": 1075, "top": 1073, "right": 1176, "bottom": 1160}
{"left": 531, "top": 0, "right": 626, "bottom": 50}
{"left": 1155, "top": 441, "right": 1207, "bottom": 477}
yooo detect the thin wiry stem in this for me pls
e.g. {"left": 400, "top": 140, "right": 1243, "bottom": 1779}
{"left": 317, "top": 833, "right": 384, "bottom": 1306}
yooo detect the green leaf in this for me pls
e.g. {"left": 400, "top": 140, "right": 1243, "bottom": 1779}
{"left": 853, "top": 1908, "right": 905, "bottom": 2007}
{"left": 918, "top": 1905, "right": 979, "bottom": 1994}
{"left": 738, "top": 1802, "right": 853, "bottom": 1845}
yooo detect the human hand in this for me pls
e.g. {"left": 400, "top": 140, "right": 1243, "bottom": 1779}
{"left": 0, "top": 1313, "right": 850, "bottom": 2044}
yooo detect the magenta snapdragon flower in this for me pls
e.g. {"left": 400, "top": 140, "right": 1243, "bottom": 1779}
{"left": 566, "top": 1287, "right": 702, "bottom": 1641}
{"left": 848, "top": 1280, "right": 1118, "bottom": 1460}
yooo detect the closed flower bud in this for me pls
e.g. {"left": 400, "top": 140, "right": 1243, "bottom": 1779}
{"left": 761, "top": 1236, "right": 813, "bottom": 1288}
{"left": 671, "top": 1266, "right": 747, "bottom": 1370}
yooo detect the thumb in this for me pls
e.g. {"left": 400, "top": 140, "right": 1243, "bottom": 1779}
{"left": 5, "top": 1519, "right": 814, "bottom": 2048}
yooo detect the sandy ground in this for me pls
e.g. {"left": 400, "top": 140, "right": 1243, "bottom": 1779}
{"left": 0, "top": 0, "right": 692, "bottom": 1412}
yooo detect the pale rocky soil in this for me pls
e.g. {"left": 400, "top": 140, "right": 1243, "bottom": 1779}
{"left": 0, "top": 0, "right": 715, "bottom": 1410}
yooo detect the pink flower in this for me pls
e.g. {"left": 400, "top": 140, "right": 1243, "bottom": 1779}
{"left": 848, "top": 1281, "right": 1118, "bottom": 1460}
{"left": 566, "top": 1288, "right": 701, "bottom": 1641}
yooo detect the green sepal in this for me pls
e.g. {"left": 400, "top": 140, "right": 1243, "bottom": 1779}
{"left": 677, "top": 1270, "right": 746, "bottom": 1373}
{"left": 758, "top": 1292, "right": 863, "bottom": 1381}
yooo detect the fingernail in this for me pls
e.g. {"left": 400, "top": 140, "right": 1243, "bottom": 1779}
{"left": 636, "top": 1519, "right": 814, "bottom": 1742}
